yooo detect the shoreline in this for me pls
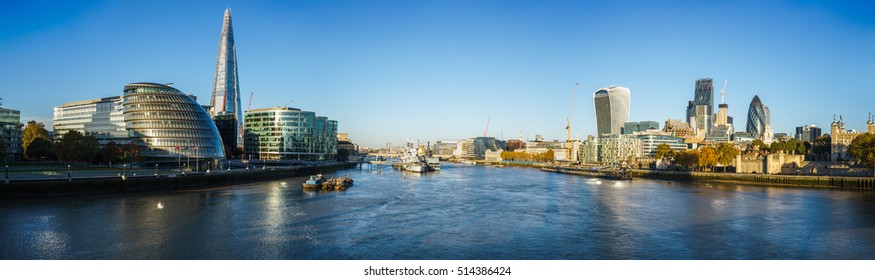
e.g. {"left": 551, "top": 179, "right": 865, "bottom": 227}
{"left": 0, "top": 162, "right": 358, "bottom": 199}
{"left": 489, "top": 161, "right": 875, "bottom": 190}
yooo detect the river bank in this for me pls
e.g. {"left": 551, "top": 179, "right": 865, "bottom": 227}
{"left": 0, "top": 162, "right": 357, "bottom": 199}
{"left": 490, "top": 161, "right": 875, "bottom": 190}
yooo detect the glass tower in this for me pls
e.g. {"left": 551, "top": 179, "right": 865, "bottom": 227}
{"left": 745, "top": 95, "right": 769, "bottom": 137}
{"left": 686, "top": 78, "right": 714, "bottom": 134}
{"left": 210, "top": 8, "right": 243, "bottom": 150}
{"left": 593, "top": 86, "right": 631, "bottom": 136}
{"left": 244, "top": 107, "right": 338, "bottom": 161}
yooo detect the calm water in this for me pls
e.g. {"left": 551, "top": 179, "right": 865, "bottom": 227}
{"left": 2, "top": 163, "right": 874, "bottom": 259}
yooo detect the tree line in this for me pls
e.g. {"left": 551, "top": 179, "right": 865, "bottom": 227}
{"left": 21, "top": 121, "right": 141, "bottom": 164}
{"left": 500, "top": 150, "right": 555, "bottom": 162}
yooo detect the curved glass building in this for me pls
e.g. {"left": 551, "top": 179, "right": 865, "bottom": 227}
{"left": 593, "top": 86, "right": 631, "bottom": 136}
{"left": 123, "top": 83, "right": 225, "bottom": 163}
{"left": 244, "top": 107, "right": 337, "bottom": 160}
{"left": 745, "top": 95, "right": 769, "bottom": 137}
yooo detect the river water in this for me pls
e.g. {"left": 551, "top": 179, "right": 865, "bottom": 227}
{"left": 2, "top": 163, "right": 874, "bottom": 259}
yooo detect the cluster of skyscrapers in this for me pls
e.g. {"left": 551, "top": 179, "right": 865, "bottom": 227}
{"left": 46, "top": 8, "right": 338, "bottom": 166}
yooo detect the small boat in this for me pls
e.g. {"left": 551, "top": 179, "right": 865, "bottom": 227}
{"left": 303, "top": 174, "right": 326, "bottom": 189}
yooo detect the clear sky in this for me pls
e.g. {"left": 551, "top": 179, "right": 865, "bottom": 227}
{"left": 1, "top": 0, "right": 873, "bottom": 148}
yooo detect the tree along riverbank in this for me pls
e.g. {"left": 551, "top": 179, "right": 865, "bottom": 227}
{"left": 0, "top": 162, "right": 357, "bottom": 199}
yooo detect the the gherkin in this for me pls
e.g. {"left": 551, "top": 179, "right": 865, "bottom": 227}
{"left": 209, "top": 8, "right": 242, "bottom": 150}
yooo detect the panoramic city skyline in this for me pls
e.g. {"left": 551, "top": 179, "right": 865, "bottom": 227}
{"left": 1, "top": 0, "right": 873, "bottom": 148}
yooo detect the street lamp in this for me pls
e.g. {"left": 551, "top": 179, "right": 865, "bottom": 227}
{"left": 123, "top": 163, "right": 127, "bottom": 180}
{"left": 4, "top": 165, "right": 8, "bottom": 182}
{"left": 67, "top": 164, "right": 71, "bottom": 180}
{"left": 155, "top": 163, "right": 159, "bottom": 177}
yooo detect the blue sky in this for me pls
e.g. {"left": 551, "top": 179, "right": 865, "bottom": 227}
{"left": 1, "top": 0, "right": 873, "bottom": 148}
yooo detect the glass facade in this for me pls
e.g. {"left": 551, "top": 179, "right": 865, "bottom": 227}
{"left": 636, "top": 134, "right": 687, "bottom": 156}
{"left": 123, "top": 83, "right": 225, "bottom": 162}
{"left": 593, "top": 86, "right": 631, "bottom": 136}
{"left": 686, "top": 78, "right": 714, "bottom": 134}
{"left": 244, "top": 107, "right": 337, "bottom": 160}
{"left": 745, "top": 95, "right": 769, "bottom": 138}
{"left": 0, "top": 107, "right": 23, "bottom": 161}
{"left": 210, "top": 8, "right": 243, "bottom": 149}
{"left": 53, "top": 96, "right": 128, "bottom": 145}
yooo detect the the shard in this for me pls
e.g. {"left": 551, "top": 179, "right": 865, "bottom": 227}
{"left": 210, "top": 8, "right": 243, "bottom": 151}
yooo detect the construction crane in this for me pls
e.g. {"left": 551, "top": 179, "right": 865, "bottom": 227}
{"left": 566, "top": 83, "right": 580, "bottom": 161}
{"left": 283, "top": 99, "right": 295, "bottom": 108}
{"left": 720, "top": 80, "right": 728, "bottom": 104}
{"left": 247, "top": 92, "right": 254, "bottom": 111}
{"left": 483, "top": 113, "right": 491, "bottom": 137}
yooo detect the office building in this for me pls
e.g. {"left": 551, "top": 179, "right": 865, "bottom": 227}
{"left": 636, "top": 134, "right": 687, "bottom": 157}
{"left": 623, "top": 121, "right": 659, "bottom": 134}
{"left": 473, "top": 137, "right": 506, "bottom": 160}
{"left": 745, "top": 95, "right": 770, "bottom": 139}
{"left": 243, "top": 107, "right": 337, "bottom": 160}
{"left": 599, "top": 134, "right": 641, "bottom": 164}
{"left": 123, "top": 82, "right": 225, "bottom": 164}
{"left": 0, "top": 106, "right": 23, "bottom": 161}
{"left": 686, "top": 78, "right": 714, "bottom": 135}
{"left": 53, "top": 96, "right": 127, "bottom": 145}
{"left": 795, "top": 124, "right": 822, "bottom": 143}
{"left": 579, "top": 136, "right": 600, "bottom": 163}
{"left": 209, "top": 8, "right": 243, "bottom": 150}
{"left": 593, "top": 86, "right": 631, "bottom": 136}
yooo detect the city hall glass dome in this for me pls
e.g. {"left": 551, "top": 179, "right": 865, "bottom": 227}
{"left": 123, "top": 82, "right": 225, "bottom": 162}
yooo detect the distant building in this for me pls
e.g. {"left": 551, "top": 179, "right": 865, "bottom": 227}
{"left": 623, "top": 121, "right": 659, "bottom": 134}
{"left": 578, "top": 136, "right": 600, "bottom": 163}
{"left": 505, "top": 139, "right": 524, "bottom": 151}
{"left": 473, "top": 137, "right": 506, "bottom": 159}
{"left": 593, "top": 86, "right": 631, "bottom": 136}
{"left": 243, "top": 107, "right": 337, "bottom": 161}
{"left": 636, "top": 134, "right": 686, "bottom": 157}
{"left": 432, "top": 140, "right": 457, "bottom": 157}
{"left": 773, "top": 133, "right": 791, "bottom": 142}
{"left": 664, "top": 119, "right": 696, "bottom": 138}
{"left": 337, "top": 133, "right": 358, "bottom": 154}
{"left": 706, "top": 124, "right": 734, "bottom": 143}
{"left": 0, "top": 106, "right": 23, "bottom": 161}
{"left": 53, "top": 96, "right": 128, "bottom": 145}
{"left": 795, "top": 124, "right": 821, "bottom": 143}
{"left": 733, "top": 132, "right": 756, "bottom": 143}
{"left": 830, "top": 114, "right": 875, "bottom": 162}
{"left": 454, "top": 139, "right": 475, "bottom": 158}
{"left": 745, "top": 95, "right": 770, "bottom": 139}
{"left": 599, "top": 134, "right": 641, "bottom": 164}
{"left": 687, "top": 78, "right": 714, "bottom": 135}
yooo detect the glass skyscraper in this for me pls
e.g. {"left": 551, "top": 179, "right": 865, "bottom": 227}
{"left": 745, "top": 95, "right": 769, "bottom": 138}
{"left": 210, "top": 8, "right": 243, "bottom": 150}
{"left": 593, "top": 86, "right": 631, "bottom": 136}
{"left": 686, "top": 78, "right": 714, "bottom": 134}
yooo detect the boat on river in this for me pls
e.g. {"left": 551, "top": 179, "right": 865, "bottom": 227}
{"left": 303, "top": 174, "right": 327, "bottom": 189}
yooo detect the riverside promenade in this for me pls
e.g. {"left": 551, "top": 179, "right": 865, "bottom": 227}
{"left": 0, "top": 161, "right": 357, "bottom": 198}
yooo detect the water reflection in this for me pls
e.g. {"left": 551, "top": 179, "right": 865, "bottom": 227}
{"left": 1, "top": 163, "right": 874, "bottom": 259}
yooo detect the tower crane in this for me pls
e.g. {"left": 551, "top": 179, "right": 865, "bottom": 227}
{"left": 720, "top": 80, "right": 728, "bottom": 104}
{"left": 566, "top": 83, "right": 580, "bottom": 162}
{"left": 247, "top": 92, "right": 254, "bottom": 111}
{"left": 483, "top": 113, "right": 491, "bottom": 137}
